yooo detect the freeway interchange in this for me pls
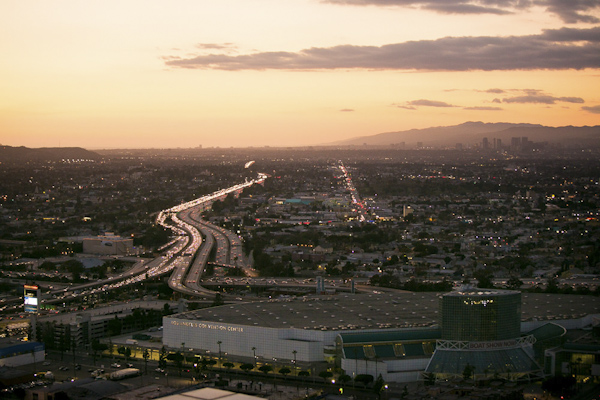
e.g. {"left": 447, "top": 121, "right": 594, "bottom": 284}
{"left": 157, "top": 174, "right": 266, "bottom": 298}
{"left": 0, "top": 174, "right": 267, "bottom": 313}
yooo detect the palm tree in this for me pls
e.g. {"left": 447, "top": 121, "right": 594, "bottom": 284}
{"left": 143, "top": 349, "right": 150, "bottom": 374}
{"left": 31, "top": 348, "right": 37, "bottom": 373}
{"left": 292, "top": 350, "right": 297, "bottom": 376}
{"left": 217, "top": 341, "right": 222, "bottom": 367}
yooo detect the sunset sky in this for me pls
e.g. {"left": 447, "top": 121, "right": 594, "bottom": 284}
{"left": 1, "top": 0, "right": 599, "bottom": 149}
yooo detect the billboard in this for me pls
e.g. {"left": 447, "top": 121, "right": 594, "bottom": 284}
{"left": 24, "top": 284, "right": 40, "bottom": 313}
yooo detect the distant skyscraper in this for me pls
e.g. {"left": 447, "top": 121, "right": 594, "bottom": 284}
{"left": 511, "top": 137, "right": 521, "bottom": 150}
{"left": 482, "top": 137, "right": 489, "bottom": 150}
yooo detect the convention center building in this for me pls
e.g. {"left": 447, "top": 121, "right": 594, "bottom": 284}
{"left": 163, "top": 289, "right": 600, "bottom": 383}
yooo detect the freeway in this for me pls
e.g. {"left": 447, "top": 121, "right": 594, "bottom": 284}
{"left": 338, "top": 161, "right": 366, "bottom": 222}
{"left": 157, "top": 173, "right": 267, "bottom": 298}
{"left": 188, "top": 211, "right": 229, "bottom": 266}
{"left": 174, "top": 206, "right": 216, "bottom": 297}
{"left": 0, "top": 173, "right": 268, "bottom": 312}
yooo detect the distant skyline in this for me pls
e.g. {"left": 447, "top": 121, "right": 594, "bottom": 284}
{"left": 1, "top": 0, "right": 599, "bottom": 149}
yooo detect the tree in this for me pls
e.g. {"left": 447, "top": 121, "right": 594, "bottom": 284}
{"left": 507, "top": 276, "right": 523, "bottom": 290}
{"left": 39, "top": 261, "right": 56, "bottom": 271}
{"left": 463, "top": 363, "right": 475, "bottom": 380}
{"left": 546, "top": 277, "right": 560, "bottom": 293}
{"left": 54, "top": 391, "right": 69, "bottom": 400}
{"left": 223, "top": 362, "right": 235, "bottom": 376}
{"left": 298, "top": 370, "right": 310, "bottom": 390}
{"left": 541, "top": 375, "right": 576, "bottom": 396}
{"left": 167, "top": 351, "right": 185, "bottom": 376}
{"left": 319, "top": 370, "right": 333, "bottom": 383}
{"left": 240, "top": 363, "right": 254, "bottom": 373}
{"left": 124, "top": 347, "right": 132, "bottom": 363}
{"left": 258, "top": 364, "right": 273, "bottom": 377}
{"left": 338, "top": 373, "right": 352, "bottom": 387}
{"left": 158, "top": 346, "right": 168, "bottom": 370}
{"left": 107, "top": 315, "right": 122, "bottom": 336}
{"left": 373, "top": 374, "right": 386, "bottom": 398}
{"left": 355, "top": 374, "right": 374, "bottom": 388}
{"left": 205, "top": 359, "right": 217, "bottom": 370}
{"left": 278, "top": 367, "right": 291, "bottom": 380}
{"left": 292, "top": 349, "right": 297, "bottom": 375}
{"left": 143, "top": 349, "right": 150, "bottom": 374}
{"left": 474, "top": 271, "right": 494, "bottom": 289}
{"left": 58, "top": 326, "right": 71, "bottom": 361}
{"left": 91, "top": 339, "right": 108, "bottom": 365}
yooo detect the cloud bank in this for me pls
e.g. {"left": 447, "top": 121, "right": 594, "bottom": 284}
{"left": 164, "top": 27, "right": 600, "bottom": 71}
{"left": 582, "top": 105, "right": 600, "bottom": 114}
{"left": 502, "top": 95, "right": 585, "bottom": 104}
{"left": 463, "top": 106, "right": 503, "bottom": 110}
{"left": 321, "top": 0, "right": 600, "bottom": 23}
{"left": 407, "top": 99, "right": 457, "bottom": 107}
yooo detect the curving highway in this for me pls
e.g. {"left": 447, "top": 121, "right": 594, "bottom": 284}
{"left": 0, "top": 173, "right": 267, "bottom": 312}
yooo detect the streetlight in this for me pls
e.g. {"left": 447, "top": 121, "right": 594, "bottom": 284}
{"left": 252, "top": 347, "right": 257, "bottom": 366}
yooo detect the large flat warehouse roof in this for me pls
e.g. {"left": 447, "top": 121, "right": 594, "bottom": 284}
{"left": 172, "top": 291, "right": 599, "bottom": 331}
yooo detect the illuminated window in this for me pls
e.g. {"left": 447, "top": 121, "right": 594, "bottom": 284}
{"left": 422, "top": 342, "right": 434, "bottom": 355}
{"left": 363, "top": 345, "right": 375, "bottom": 358}
{"left": 393, "top": 344, "right": 406, "bottom": 357}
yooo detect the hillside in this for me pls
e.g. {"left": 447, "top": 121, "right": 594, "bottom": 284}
{"left": 0, "top": 146, "right": 101, "bottom": 163}
{"left": 331, "top": 122, "right": 600, "bottom": 149}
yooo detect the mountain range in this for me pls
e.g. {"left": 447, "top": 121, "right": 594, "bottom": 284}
{"left": 0, "top": 146, "right": 101, "bottom": 163}
{"left": 330, "top": 122, "right": 600, "bottom": 149}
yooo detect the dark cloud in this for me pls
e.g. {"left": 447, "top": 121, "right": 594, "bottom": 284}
{"left": 164, "top": 27, "right": 600, "bottom": 71}
{"left": 396, "top": 105, "right": 417, "bottom": 110}
{"left": 582, "top": 105, "right": 600, "bottom": 114}
{"left": 321, "top": 0, "right": 600, "bottom": 23}
{"left": 407, "top": 99, "right": 457, "bottom": 107}
{"left": 463, "top": 106, "right": 503, "bottom": 110}
{"left": 193, "top": 43, "right": 238, "bottom": 55}
{"left": 484, "top": 88, "right": 506, "bottom": 94}
{"left": 340, "top": 108, "right": 355, "bottom": 112}
{"left": 502, "top": 95, "right": 585, "bottom": 104}
{"left": 196, "top": 43, "right": 237, "bottom": 51}
{"left": 542, "top": 0, "right": 600, "bottom": 23}
{"left": 422, "top": 3, "right": 511, "bottom": 15}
